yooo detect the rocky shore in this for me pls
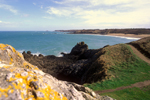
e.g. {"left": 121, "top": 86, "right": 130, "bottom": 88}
{"left": 22, "top": 36, "right": 150, "bottom": 85}
{"left": 0, "top": 44, "right": 115, "bottom": 100}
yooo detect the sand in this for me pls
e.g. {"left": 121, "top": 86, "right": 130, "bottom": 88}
{"left": 105, "top": 33, "right": 150, "bottom": 38}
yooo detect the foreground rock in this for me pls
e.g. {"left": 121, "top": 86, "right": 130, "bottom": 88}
{"left": 0, "top": 44, "right": 114, "bottom": 100}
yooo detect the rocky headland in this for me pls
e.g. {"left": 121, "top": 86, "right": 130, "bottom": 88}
{"left": 23, "top": 37, "right": 150, "bottom": 85}
{"left": 0, "top": 44, "right": 114, "bottom": 100}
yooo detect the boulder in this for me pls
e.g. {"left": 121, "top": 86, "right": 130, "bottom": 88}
{"left": 70, "top": 41, "right": 88, "bottom": 55}
{"left": 0, "top": 44, "right": 114, "bottom": 100}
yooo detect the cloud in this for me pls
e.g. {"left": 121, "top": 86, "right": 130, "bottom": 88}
{"left": 46, "top": 7, "right": 73, "bottom": 16}
{"left": 0, "top": 21, "right": 12, "bottom": 27}
{"left": 53, "top": 0, "right": 132, "bottom": 6}
{"left": 43, "top": 16, "right": 53, "bottom": 19}
{"left": 41, "top": 5, "right": 43, "bottom": 9}
{"left": 22, "top": 14, "right": 29, "bottom": 17}
{"left": 47, "top": 0, "right": 150, "bottom": 28}
{"left": 33, "top": 3, "right": 36, "bottom": 5}
{"left": 0, "top": 4, "right": 18, "bottom": 14}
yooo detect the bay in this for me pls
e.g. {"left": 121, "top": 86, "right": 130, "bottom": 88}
{"left": 0, "top": 31, "right": 139, "bottom": 56}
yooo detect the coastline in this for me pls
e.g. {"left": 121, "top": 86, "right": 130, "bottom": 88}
{"left": 102, "top": 33, "right": 150, "bottom": 39}
{"left": 71, "top": 33, "right": 150, "bottom": 40}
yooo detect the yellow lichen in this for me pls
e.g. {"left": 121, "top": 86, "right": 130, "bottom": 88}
{"left": 0, "top": 44, "right": 8, "bottom": 50}
{"left": 10, "top": 89, "right": 14, "bottom": 93}
{"left": 17, "top": 51, "right": 24, "bottom": 58}
{"left": 10, "top": 45, "right": 16, "bottom": 53}
{"left": 6, "top": 70, "right": 67, "bottom": 100}
{"left": 9, "top": 57, "right": 13, "bottom": 65}
{"left": 23, "top": 61, "right": 39, "bottom": 70}
{"left": 0, "top": 85, "right": 12, "bottom": 97}
{"left": 3, "top": 65, "right": 10, "bottom": 69}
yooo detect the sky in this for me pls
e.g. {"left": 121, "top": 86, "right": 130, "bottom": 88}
{"left": 0, "top": 0, "right": 150, "bottom": 31}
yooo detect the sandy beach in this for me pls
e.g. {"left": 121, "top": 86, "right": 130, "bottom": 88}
{"left": 105, "top": 33, "right": 150, "bottom": 38}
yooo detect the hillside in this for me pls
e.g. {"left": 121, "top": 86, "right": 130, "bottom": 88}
{"left": 129, "top": 36, "right": 150, "bottom": 58}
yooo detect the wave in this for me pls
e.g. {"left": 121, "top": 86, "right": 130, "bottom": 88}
{"left": 76, "top": 34, "right": 140, "bottom": 40}
{"left": 32, "top": 52, "right": 45, "bottom": 56}
{"left": 104, "top": 35, "right": 140, "bottom": 40}
{"left": 56, "top": 51, "right": 69, "bottom": 57}
{"left": 17, "top": 50, "right": 44, "bottom": 56}
{"left": 17, "top": 50, "right": 25, "bottom": 53}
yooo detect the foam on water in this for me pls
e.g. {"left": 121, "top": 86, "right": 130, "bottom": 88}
{"left": 17, "top": 50, "right": 25, "bottom": 53}
{"left": 32, "top": 52, "right": 44, "bottom": 56}
{"left": 104, "top": 35, "right": 140, "bottom": 40}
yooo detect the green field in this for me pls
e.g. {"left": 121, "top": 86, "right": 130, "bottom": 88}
{"left": 100, "top": 85, "right": 150, "bottom": 100}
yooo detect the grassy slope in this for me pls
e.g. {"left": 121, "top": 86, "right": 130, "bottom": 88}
{"left": 84, "top": 44, "right": 150, "bottom": 91}
{"left": 100, "top": 85, "right": 150, "bottom": 100}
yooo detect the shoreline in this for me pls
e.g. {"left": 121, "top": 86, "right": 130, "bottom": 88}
{"left": 102, "top": 33, "right": 150, "bottom": 39}
{"left": 70, "top": 33, "right": 150, "bottom": 39}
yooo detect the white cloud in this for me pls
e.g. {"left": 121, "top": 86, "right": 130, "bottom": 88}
{"left": 0, "top": 4, "right": 18, "bottom": 14}
{"left": 54, "top": 0, "right": 132, "bottom": 6}
{"left": 33, "top": 3, "right": 36, "bottom": 5}
{"left": 46, "top": 7, "right": 73, "bottom": 16}
{"left": 48, "top": 0, "right": 150, "bottom": 28}
{"left": 0, "top": 21, "right": 12, "bottom": 26}
{"left": 41, "top": 5, "right": 43, "bottom": 9}
{"left": 43, "top": 16, "right": 53, "bottom": 19}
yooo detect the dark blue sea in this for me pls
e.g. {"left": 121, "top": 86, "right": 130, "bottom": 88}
{"left": 0, "top": 31, "right": 140, "bottom": 56}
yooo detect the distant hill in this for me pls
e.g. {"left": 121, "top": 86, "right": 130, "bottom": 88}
{"left": 55, "top": 28, "right": 150, "bottom": 35}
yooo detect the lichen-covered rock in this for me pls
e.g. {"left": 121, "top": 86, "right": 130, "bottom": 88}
{"left": 0, "top": 44, "right": 114, "bottom": 100}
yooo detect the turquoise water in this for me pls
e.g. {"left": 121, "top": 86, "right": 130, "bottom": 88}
{"left": 0, "top": 31, "right": 139, "bottom": 56}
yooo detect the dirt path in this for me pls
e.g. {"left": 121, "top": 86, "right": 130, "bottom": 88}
{"left": 95, "top": 80, "right": 150, "bottom": 94}
{"left": 128, "top": 45, "right": 150, "bottom": 64}
{"left": 95, "top": 45, "right": 150, "bottom": 94}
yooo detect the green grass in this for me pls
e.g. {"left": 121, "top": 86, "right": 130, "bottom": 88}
{"left": 100, "top": 85, "right": 150, "bottom": 100}
{"left": 84, "top": 44, "right": 150, "bottom": 91}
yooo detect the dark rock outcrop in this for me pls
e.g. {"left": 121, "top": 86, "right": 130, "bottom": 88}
{"left": 22, "top": 42, "right": 104, "bottom": 84}
{"left": 22, "top": 51, "right": 74, "bottom": 77}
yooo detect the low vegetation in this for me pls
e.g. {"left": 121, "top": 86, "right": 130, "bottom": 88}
{"left": 84, "top": 44, "right": 150, "bottom": 91}
{"left": 100, "top": 85, "right": 150, "bottom": 100}
{"left": 129, "top": 36, "right": 150, "bottom": 58}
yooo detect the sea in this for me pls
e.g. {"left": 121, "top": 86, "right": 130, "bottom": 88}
{"left": 0, "top": 31, "right": 140, "bottom": 57}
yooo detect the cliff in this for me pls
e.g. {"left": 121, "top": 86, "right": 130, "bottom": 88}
{"left": 0, "top": 44, "right": 114, "bottom": 100}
